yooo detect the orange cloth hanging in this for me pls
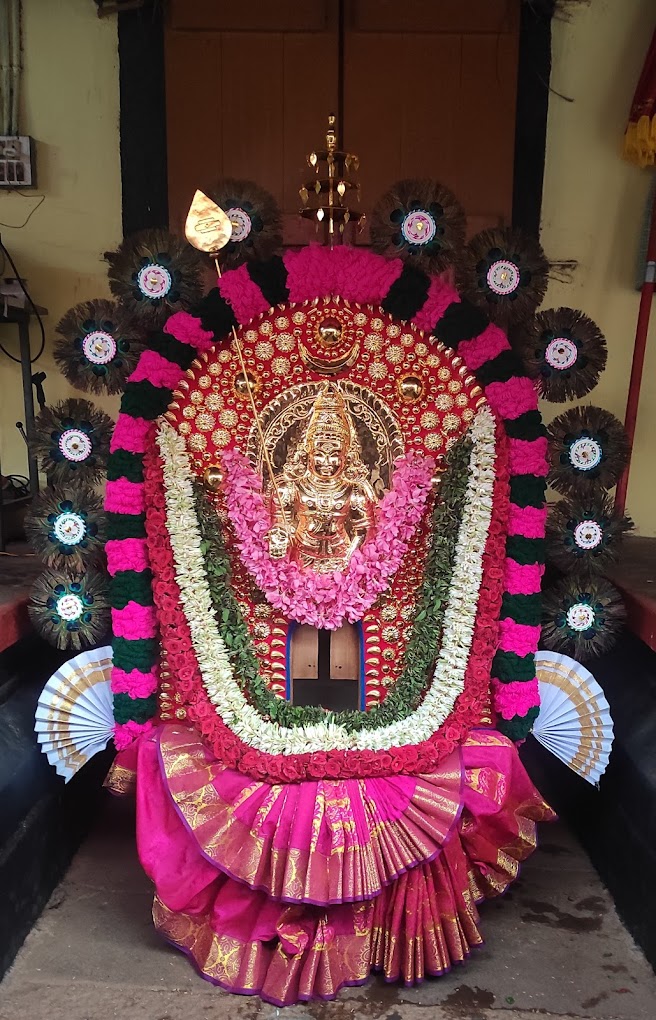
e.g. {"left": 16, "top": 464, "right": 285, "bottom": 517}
{"left": 624, "top": 27, "right": 656, "bottom": 167}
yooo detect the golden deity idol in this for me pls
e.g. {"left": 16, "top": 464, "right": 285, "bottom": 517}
{"left": 268, "top": 384, "right": 377, "bottom": 571}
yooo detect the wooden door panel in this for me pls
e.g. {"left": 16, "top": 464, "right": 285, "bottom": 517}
{"left": 455, "top": 32, "right": 518, "bottom": 221}
{"left": 220, "top": 33, "right": 285, "bottom": 199}
{"left": 348, "top": 0, "right": 519, "bottom": 34}
{"left": 169, "top": 0, "right": 330, "bottom": 33}
{"left": 164, "top": 30, "right": 223, "bottom": 235}
{"left": 165, "top": 6, "right": 338, "bottom": 238}
{"left": 165, "top": 1, "right": 520, "bottom": 240}
{"left": 344, "top": 1, "right": 520, "bottom": 238}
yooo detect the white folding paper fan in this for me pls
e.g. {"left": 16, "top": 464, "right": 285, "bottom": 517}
{"left": 34, "top": 646, "right": 114, "bottom": 782}
{"left": 532, "top": 650, "right": 614, "bottom": 786}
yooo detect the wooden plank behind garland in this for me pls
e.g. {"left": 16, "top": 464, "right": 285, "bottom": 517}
{"left": 165, "top": 0, "right": 520, "bottom": 242}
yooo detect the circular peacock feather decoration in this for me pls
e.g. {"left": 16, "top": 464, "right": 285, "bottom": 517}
{"left": 520, "top": 307, "right": 608, "bottom": 402}
{"left": 547, "top": 405, "right": 629, "bottom": 496}
{"left": 546, "top": 493, "right": 633, "bottom": 574}
{"left": 458, "top": 226, "right": 549, "bottom": 325}
{"left": 105, "top": 228, "right": 203, "bottom": 327}
{"left": 31, "top": 398, "right": 113, "bottom": 485}
{"left": 25, "top": 485, "right": 106, "bottom": 570}
{"left": 542, "top": 575, "right": 626, "bottom": 660}
{"left": 209, "top": 178, "right": 283, "bottom": 269}
{"left": 54, "top": 299, "right": 143, "bottom": 395}
{"left": 370, "top": 178, "right": 467, "bottom": 274}
{"left": 28, "top": 567, "right": 110, "bottom": 651}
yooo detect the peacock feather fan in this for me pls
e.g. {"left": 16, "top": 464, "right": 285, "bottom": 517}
{"left": 25, "top": 485, "right": 106, "bottom": 570}
{"left": 370, "top": 178, "right": 467, "bottom": 275}
{"left": 547, "top": 405, "right": 629, "bottom": 496}
{"left": 105, "top": 228, "right": 203, "bottom": 327}
{"left": 209, "top": 178, "right": 283, "bottom": 270}
{"left": 458, "top": 226, "right": 549, "bottom": 326}
{"left": 542, "top": 575, "right": 626, "bottom": 660}
{"left": 546, "top": 493, "right": 633, "bottom": 574}
{"left": 29, "top": 567, "right": 110, "bottom": 652}
{"left": 54, "top": 299, "right": 143, "bottom": 396}
{"left": 519, "top": 307, "right": 608, "bottom": 403}
{"left": 30, "top": 398, "right": 113, "bottom": 486}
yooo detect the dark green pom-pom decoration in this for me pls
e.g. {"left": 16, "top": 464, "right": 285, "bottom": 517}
{"left": 105, "top": 228, "right": 203, "bottom": 327}
{"left": 25, "top": 485, "right": 106, "bottom": 569}
{"left": 54, "top": 298, "right": 143, "bottom": 395}
{"left": 370, "top": 178, "right": 466, "bottom": 274}
{"left": 547, "top": 405, "right": 629, "bottom": 496}
{"left": 209, "top": 178, "right": 282, "bottom": 270}
{"left": 520, "top": 307, "right": 607, "bottom": 402}
{"left": 30, "top": 398, "right": 113, "bottom": 485}
{"left": 546, "top": 494, "right": 633, "bottom": 574}
{"left": 28, "top": 567, "right": 110, "bottom": 651}
{"left": 542, "top": 575, "right": 625, "bottom": 660}
{"left": 458, "top": 226, "right": 549, "bottom": 326}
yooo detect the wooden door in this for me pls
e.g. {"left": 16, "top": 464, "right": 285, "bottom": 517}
{"left": 165, "top": 0, "right": 520, "bottom": 240}
{"left": 165, "top": 0, "right": 339, "bottom": 240}
{"left": 343, "top": 1, "right": 520, "bottom": 238}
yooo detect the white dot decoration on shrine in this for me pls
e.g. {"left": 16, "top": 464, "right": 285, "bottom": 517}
{"left": 52, "top": 511, "right": 87, "bottom": 547}
{"left": 136, "top": 263, "right": 173, "bottom": 301}
{"left": 59, "top": 428, "right": 93, "bottom": 463}
{"left": 82, "top": 330, "right": 118, "bottom": 366}
{"left": 227, "top": 207, "right": 253, "bottom": 243}
{"left": 568, "top": 436, "right": 602, "bottom": 473}
{"left": 56, "top": 592, "right": 86, "bottom": 622}
{"left": 401, "top": 209, "right": 436, "bottom": 246}
{"left": 566, "top": 602, "right": 596, "bottom": 633}
{"left": 486, "top": 259, "right": 520, "bottom": 296}
{"left": 545, "top": 337, "right": 578, "bottom": 371}
{"left": 573, "top": 519, "right": 604, "bottom": 551}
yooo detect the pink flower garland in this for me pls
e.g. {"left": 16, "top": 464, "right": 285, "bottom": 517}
{"left": 220, "top": 449, "right": 435, "bottom": 630}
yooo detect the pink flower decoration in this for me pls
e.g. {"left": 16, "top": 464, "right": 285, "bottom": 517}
{"left": 128, "top": 350, "right": 185, "bottom": 389}
{"left": 457, "top": 324, "right": 508, "bottom": 371}
{"left": 113, "top": 718, "right": 154, "bottom": 751}
{"left": 497, "top": 619, "right": 542, "bottom": 659}
{"left": 109, "top": 416, "right": 153, "bottom": 454}
{"left": 413, "top": 277, "right": 459, "bottom": 334}
{"left": 105, "top": 537, "right": 150, "bottom": 575}
{"left": 491, "top": 678, "right": 540, "bottom": 720}
{"left": 218, "top": 263, "right": 270, "bottom": 323}
{"left": 505, "top": 561, "right": 544, "bottom": 596}
{"left": 105, "top": 478, "right": 145, "bottom": 515}
{"left": 508, "top": 504, "right": 549, "bottom": 539}
{"left": 283, "top": 245, "right": 404, "bottom": 305}
{"left": 164, "top": 310, "right": 215, "bottom": 352}
{"left": 112, "top": 602, "right": 158, "bottom": 640}
{"left": 221, "top": 449, "right": 435, "bottom": 629}
{"left": 112, "top": 667, "right": 158, "bottom": 698}
{"left": 508, "top": 437, "right": 549, "bottom": 477}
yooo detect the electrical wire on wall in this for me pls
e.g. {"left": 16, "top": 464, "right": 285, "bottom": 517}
{"left": 0, "top": 0, "right": 46, "bottom": 364}
{"left": 0, "top": 238, "right": 46, "bottom": 363}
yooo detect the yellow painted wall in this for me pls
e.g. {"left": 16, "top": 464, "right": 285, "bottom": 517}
{"left": 0, "top": 0, "right": 121, "bottom": 482}
{"left": 1, "top": 0, "right": 655, "bottom": 535}
{"left": 541, "top": 0, "right": 656, "bottom": 535}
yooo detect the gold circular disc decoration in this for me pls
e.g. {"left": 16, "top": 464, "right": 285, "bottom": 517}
{"left": 203, "top": 465, "right": 223, "bottom": 490}
{"left": 397, "top": 375, "right": 424, "bottom": 402}
{"left": 234, "top": 371, "right": 260, "bottom": 400}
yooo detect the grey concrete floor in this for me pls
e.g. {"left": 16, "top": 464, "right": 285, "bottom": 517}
{"left": 1, "top": 795, "right": 655, "bottom": 1020}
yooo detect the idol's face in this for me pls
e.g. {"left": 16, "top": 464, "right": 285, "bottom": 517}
{"left": 309, "top": 436, "right": 347, "bottom": 479}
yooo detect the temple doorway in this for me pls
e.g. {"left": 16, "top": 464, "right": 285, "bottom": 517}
{"left": 290, "top": 622, "right": 362, "bottom": 711}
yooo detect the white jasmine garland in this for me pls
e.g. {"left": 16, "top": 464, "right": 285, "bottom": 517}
{"left": 156, "top": 406, "right": 495, "bottom": 754}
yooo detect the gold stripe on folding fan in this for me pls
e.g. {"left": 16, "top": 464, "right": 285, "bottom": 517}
{"left": 35, "top": 646, "right": 114, "bottom": 783}
{"left": 533, "top": 651, "right": 614, "bottom": 785}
